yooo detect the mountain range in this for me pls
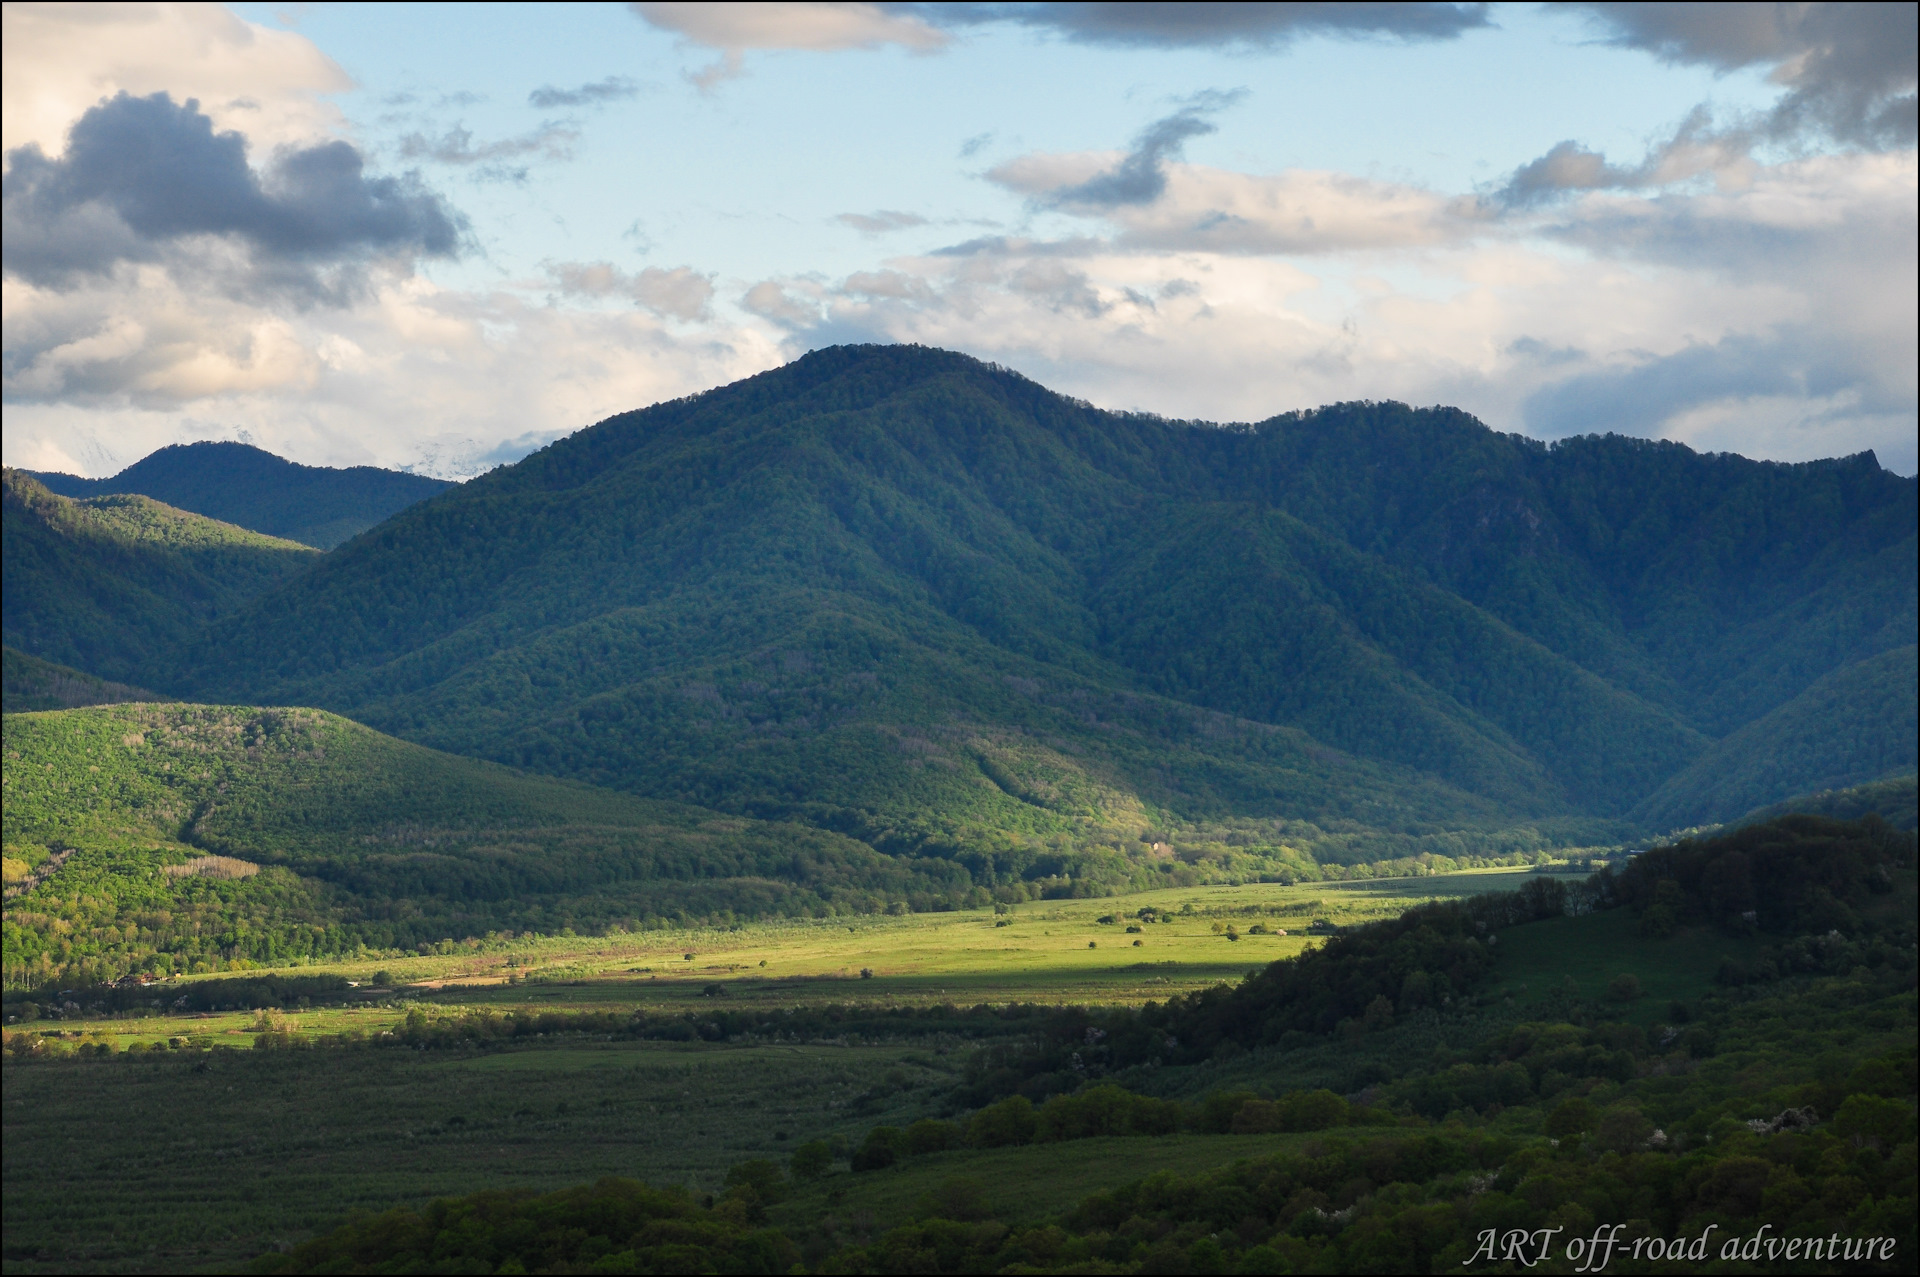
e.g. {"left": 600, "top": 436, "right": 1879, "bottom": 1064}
{"left": 4, "top": 345, "right": 1915, "bottom": 902}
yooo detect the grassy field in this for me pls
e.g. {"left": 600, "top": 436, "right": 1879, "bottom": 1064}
{"left": 6, "top": 872, "right": 1552, "bottom": 1048}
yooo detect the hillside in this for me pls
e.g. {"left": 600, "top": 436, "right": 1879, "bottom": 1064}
{"left": 1635, "top": 645, "right": 1919, "bottom": 829}
{"left": 0, "top": 702, "right": 994, "bottom": 988}
{"left": 1, "top": 645, "right": 157, "bottom": 713}
{"left": 28, "top": 441, "right": 453, "bottom": 549}
{"left": 141, "top": 347, "right": 1910, "bottom": 852}
{"left": 1, "top": 469, "right": 318, "bottom": 684}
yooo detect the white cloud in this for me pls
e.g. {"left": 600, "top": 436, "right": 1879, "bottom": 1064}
{"left": 1, "top": 3, "right": 352, "bottom": 157}
{"left": 3, "top": 271, "right": 785, "bottom": 477}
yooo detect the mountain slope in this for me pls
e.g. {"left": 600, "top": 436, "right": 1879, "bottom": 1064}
{"left": 147, "top": 346, "right": 1915, "bottom": 848}
{"left": 2, "top": 469, "right": 317, "bottom": 684}
{"left": 1634, "top": 645, "right": 1919, "bottom": 830}
{"left": 28, "top": 441, "right": 452, "bottom": 549}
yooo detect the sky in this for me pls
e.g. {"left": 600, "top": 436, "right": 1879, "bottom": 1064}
{"left": 3, "top": 2, "right": 1915, "bottom": 479}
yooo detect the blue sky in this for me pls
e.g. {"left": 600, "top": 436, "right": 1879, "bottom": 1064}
{"left": 4, "top": 3, "right": 1915, "bottom": 477}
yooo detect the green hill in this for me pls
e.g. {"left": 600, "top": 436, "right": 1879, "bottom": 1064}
{"left": 0, "top": 702, "right": 998, "bottom": 988}
{"left": 1634, "top": 645, "right": 1919, "bottom": 830}
{"left": 2, "top": 469, "right": 317, "bottom": 684}
{"left": 154, "top": 347, "right": 1910, "bottom": 847}
{"left": 28, "top": 441, "right": 453, "bottom": 549}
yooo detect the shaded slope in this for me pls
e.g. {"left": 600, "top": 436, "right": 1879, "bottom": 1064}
{"left": 1635, "top": 645, "right": 1919, "bottom": 830}
{"left": 2, "top": 469, "right": 317, "bottom": 684}
{"left": 1, "top": 645, "right": 157, "bottom": 713}
{"left": 29, "top": 441, "right": 453, "bottom": 549}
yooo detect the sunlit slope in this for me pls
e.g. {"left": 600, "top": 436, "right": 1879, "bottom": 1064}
{"left": 2, "top": 469, "right": 317, "bottom": 683}
{"left": 1635, "top": 645, "right": 1920, "bottom": 830}
{"left": 1, "top": 702, "right": 979, "bottom": 985}
{"left": 161, "top": 347, "right": 1914, "bottom": 839}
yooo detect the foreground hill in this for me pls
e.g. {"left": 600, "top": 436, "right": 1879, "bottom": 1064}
{"left": 1, "top": 702, "right": 983, "bottom": 987}
{"left": 155, "top": 346, "right": 1912, "bottom": 848}
{"left": 28, "top": 441, "right": 452, "bottom": 549}
{"left": 2, "top": 469, "right": 317, "bottom": 684}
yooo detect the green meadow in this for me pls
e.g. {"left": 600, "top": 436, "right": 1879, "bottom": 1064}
{"left": 5, "top": 872, "right": 1555, "bottom": 1048}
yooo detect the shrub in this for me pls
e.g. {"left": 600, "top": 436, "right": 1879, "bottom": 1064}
{"left": 905, "top": 1119, "right": 960, "bottom": 1155}
{"left": 1606, "top": 973, "right": 1642, "bottom": 1002}
{"left": 966, "top": 1095, "right": 1038, "bottom": 1147}
{"left": 789, "top": 1141, "right": 834, "bottom": 1180}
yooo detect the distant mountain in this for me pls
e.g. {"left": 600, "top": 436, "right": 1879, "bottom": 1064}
{"left": 138, "top": 345, "right": 1910, "bottom": 856}
{"left": 1, "top": 469, "right": 316, "bottom": 684}
{"left": 27, "top": 441, "right": 451, "bottom": 549}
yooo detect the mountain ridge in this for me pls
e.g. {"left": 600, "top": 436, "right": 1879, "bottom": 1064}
{"left": 143, "top": 345, "right": 1911, "bottom": 844}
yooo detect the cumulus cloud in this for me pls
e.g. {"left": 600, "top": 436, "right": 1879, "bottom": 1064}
{"left": 0, "top": 3, "right": 351, "bottom": 157}
{"left": 527, "top": 76, "right": 643, "bottom": 109}
{"left": 544, "top": 261, "right": 716, "bottom": 321}
{"left": 2, "top": 92, "right": 461, "bottom": 300}
{"left": 742, "top": 279, "right": 826, "bottom": 328}
{"left": 3, "top": 270, "right": 786, "bottom": 476}
{"left": 1501, "top": 5, "right": 1917, "bottom": 205}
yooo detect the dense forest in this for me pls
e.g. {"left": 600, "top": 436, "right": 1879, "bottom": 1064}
{"left": 145, "top": 346, "right": 1913, "bottom": 845}
{"left": 28, "top": 441, "right": 450, "bottom": 550}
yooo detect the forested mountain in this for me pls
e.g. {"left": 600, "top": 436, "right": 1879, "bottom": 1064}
{"left": 123, "top": 345, "right": 1910, "bottom": 851}
{"left": 27, "top": 441, "right": 452, "bottom": 549}
{"left": 1, "top": 469, "right": 316, "bottom": 684}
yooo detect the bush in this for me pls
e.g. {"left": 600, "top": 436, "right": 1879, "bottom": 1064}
{"left": 1606, "top": 973, "right": 1642, "bottom": 1002}
{"left": 905, "top": 1119, "right": 961, "bottom": 1155}
{"left": 789, "top": 1140, "right": 834, "bottom": 1180}
{"left": 1229, "top": 1090, "right": 1349, "bottom": 1134}
{"left": 966, "top": 1095, "right": 1038, "bottom": 1148}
